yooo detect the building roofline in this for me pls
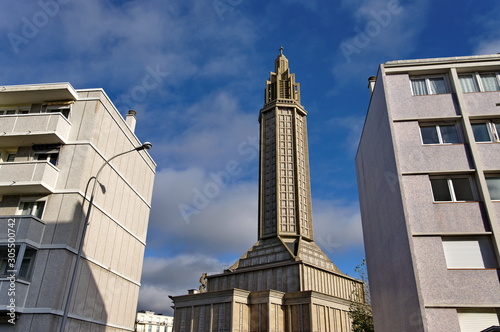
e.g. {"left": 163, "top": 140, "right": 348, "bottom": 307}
{"left": 384, "top": 53, "right": 500, "bottom": 68}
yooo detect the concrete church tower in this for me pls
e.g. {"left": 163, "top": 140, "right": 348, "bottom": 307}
{"left": 171, "top": 49, "right": 364, "bottom": 332}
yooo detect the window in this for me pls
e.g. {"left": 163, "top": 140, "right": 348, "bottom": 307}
{"left": 471, "top": 120, "right": 500, "bottom": 142}
{"left": 0, "top": 149, "right": 17, "bottom": 162}
{"left": 0, "top": 107, "right": 30, "bottom": 115}
{"left": 459, "top": 72, "right": 500, "bottom": 92}
{"left": 411, "top": 76, "right": 449, "bottom": 95}
{"left": 457, "top": 309, "right": 500, "bottom": 332}
{"left": 45, "top": 105, "right": 70, "bottom": 119}
{"left": 430, "top": 177, "right": 475, "bottom": 202}
{"left": 0, "top": 245, "right": 37, "bottom": 280}
{"left": 19, "top": 201, "right": 46, "bottom": 219}
{"left": 442, "top": 237, "right": 497, "bottom": 269}
{"left": 420, "top": 124, "right": 460, "bottom": 144}
{"left": 33, "top": 144, "right": 60, "bottom": 166}
{"left": 486, "top": 177, "right": 500, "bottom": 200}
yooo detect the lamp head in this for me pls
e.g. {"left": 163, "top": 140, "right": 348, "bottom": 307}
{"left": 136, "top": 142, "right": 152, "bottom": 151}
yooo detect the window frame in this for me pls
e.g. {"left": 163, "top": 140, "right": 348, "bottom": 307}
{"left": 459, "top": 72, "right": 500, "bottom": 93}
{"left": 410, "top": 75, "right": 450, "bottom": 96}
{"left": 419, "top": 123, "right": 461, "bottom": 145}
{"left": 17, "top": 199, "right": 46, "bottom": 220}
{"left": 0, "top": 107, "right": 30, "bottom": 115}
{"left": 430, "top": 176, "right": 476, "bottom": 202}
{"left": 45, "top": 105, "right": 71, "bottom": 119}
{"left": 0, "top": 148, "right": 18, "bottom": 163}
{"left": 32, "top": 144, "right": 61, "bottom": 166}
{"left": 471, "top": 120, "right": 500, "bottom": 143}
{"left": 0, "top": 244, "right": 38, "bottom": 281}
{"left": 442, "top": 236, "right": 497, "bottom": 269}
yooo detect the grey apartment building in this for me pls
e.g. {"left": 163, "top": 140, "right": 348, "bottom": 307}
{"left": 356, "top": 54, "right": 500, "bottom": 331}
{"left": 0, "top": 83, "right": 156, "bottom": 331}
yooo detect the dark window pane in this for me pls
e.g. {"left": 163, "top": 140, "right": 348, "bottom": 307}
{"left": 472, "top": 123, "right": 491, "bottom": 142}
{"left": 486, "top": 177, "right": 500, "bottom": 200}
{"left": 19, "top": 247, "right": 36, "bottom": 279}
{"left": 431, "top": 179, "right": 452, "bottom": 201}
{"left": 34, "top": 202, "right": 45, "bottom": 219}
{"left": 452, "top": 178, "right": 474, "bottom": 201}
{"left": 440, "top": 125, "right": 459, "bottom": 143}
{"left": 421, "top": 126, "right": 439, "bottom": 144}
{"left": 0, "top": 247, "right": 10, "bottom": 276}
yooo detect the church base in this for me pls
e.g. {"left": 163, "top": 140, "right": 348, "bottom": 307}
{"left": 171, "top": 288, "right": 352, "bottom": 332}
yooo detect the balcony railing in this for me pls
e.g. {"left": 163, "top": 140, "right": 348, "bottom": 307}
{"left": 0, "top": 113, "right": 71, "bottom": 147}
{"left": 0, "top": 161, "right": 59, "bottom": 194}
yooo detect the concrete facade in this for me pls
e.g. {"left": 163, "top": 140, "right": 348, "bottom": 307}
{"left": 357, "top": 54, "right": 500, "bottom": 331}
{"left": 171, "top": 51, "right": 364, "bottom": 331}
{"left": 0, "top": 83, "right": 156, "bottom": 331}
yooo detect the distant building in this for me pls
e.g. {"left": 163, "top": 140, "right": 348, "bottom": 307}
{"left": 357, "top": 54, "right": 500, "bottom": 331}
{"left": 135, "top": 311, "right": 173, "bottom": 332}
{"left": 0, "top": 83, "right": 156, "bottom": 331}
{"left": 170, "top": 50, "right": 365, "bottom": 331}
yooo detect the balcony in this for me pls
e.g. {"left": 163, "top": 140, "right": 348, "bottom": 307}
{"left": 0, "top": 113, "right": 71, "bottom": 147}
{"left": 0, "top": 161, "right": 59, "bottom": 195}
{"left": 0, "top": 216, "right": 44, "bottom": 244}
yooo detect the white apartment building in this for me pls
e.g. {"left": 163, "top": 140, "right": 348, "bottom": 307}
{"left": 135, "top": 311, "right": 173, "bottom": 332}
{"left": 357, "top": 54, "right": 500, "bottom": 331}
{"left": 0, "top": 83, "right": 156, "bottom": 331}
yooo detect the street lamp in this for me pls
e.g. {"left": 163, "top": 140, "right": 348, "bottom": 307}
{"left": 60, "top": 142, "right": 152, "bottom": 332}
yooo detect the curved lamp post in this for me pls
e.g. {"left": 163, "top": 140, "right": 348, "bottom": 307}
{"left": 60, "top": 142, "right": 152, "bottom": 332}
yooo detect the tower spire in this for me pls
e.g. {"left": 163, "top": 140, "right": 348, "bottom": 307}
{"left": 264, "top": 47, "right": 301, "bottom": 105}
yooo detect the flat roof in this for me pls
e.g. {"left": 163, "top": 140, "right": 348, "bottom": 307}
{"left": 0, "top": 82, "right": 78, "bottom": 105}
{"left": 385, "top": 53, "right": 500, "bottom": 67}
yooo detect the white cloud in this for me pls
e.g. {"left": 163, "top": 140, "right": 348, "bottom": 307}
{"left": 472, "top": 5, "right": 500, "bottom": 55}
{"left": 314, "top": 199, "right": 364, "bottom": 257}
{"left": 152, "top": 91, "right": 259, "bottom": 170}
{"left": 474, "top": 39, "right": 500, "bottom": 55}
{"left": 146, "top": 167, "right": 258, "bottom": 256}
{"left": 138, "top": 254, "right": 230, "bottom": 315}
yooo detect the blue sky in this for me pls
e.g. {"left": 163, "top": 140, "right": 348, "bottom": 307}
{"left": 2, "top": 0, "right": 500, "bottom": 315}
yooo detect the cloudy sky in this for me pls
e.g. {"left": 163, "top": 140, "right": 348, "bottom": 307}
{"left": 2, "top": 0, "right": 500, "bottom": 315}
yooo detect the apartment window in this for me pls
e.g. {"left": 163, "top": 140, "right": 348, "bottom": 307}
{"left": 0, "top": 245, "right": 37, "bottom": 280}
{"left": 0, "top": 107, "right": 30, "bottom": 115}
{"left": 471, "top": 121, "right": 500, "bottom": 142}
{"left": 0, "top": 149, "right": 17, "bottom": 162}
{"left": 33, "top": 144, "right": 60, "bottom": 166}
{"left": 411, "top": 76, "right": 449, "bottom": 95}
{"left": 420, "top": 124, "right": 460, "bottom": 144}
{"left": 486, "top": 177, "right": 500, "bottom": 200}
{"left": 430, "top": 177, "right": 475, "bottom": 202}
{"left": 442, "top": 237, "right": 497, "bottom": 269}
{"left": 19, "top": 201, "right": 46, "bottom": 219}
{"left": 45, "top": 105, "right": 70, "bottom": 119}
{"left": 457, "top": 309, "right": 500, "bottom": 332}
{"left": 459, "top": 72, "right": 500, "bottom": 92}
